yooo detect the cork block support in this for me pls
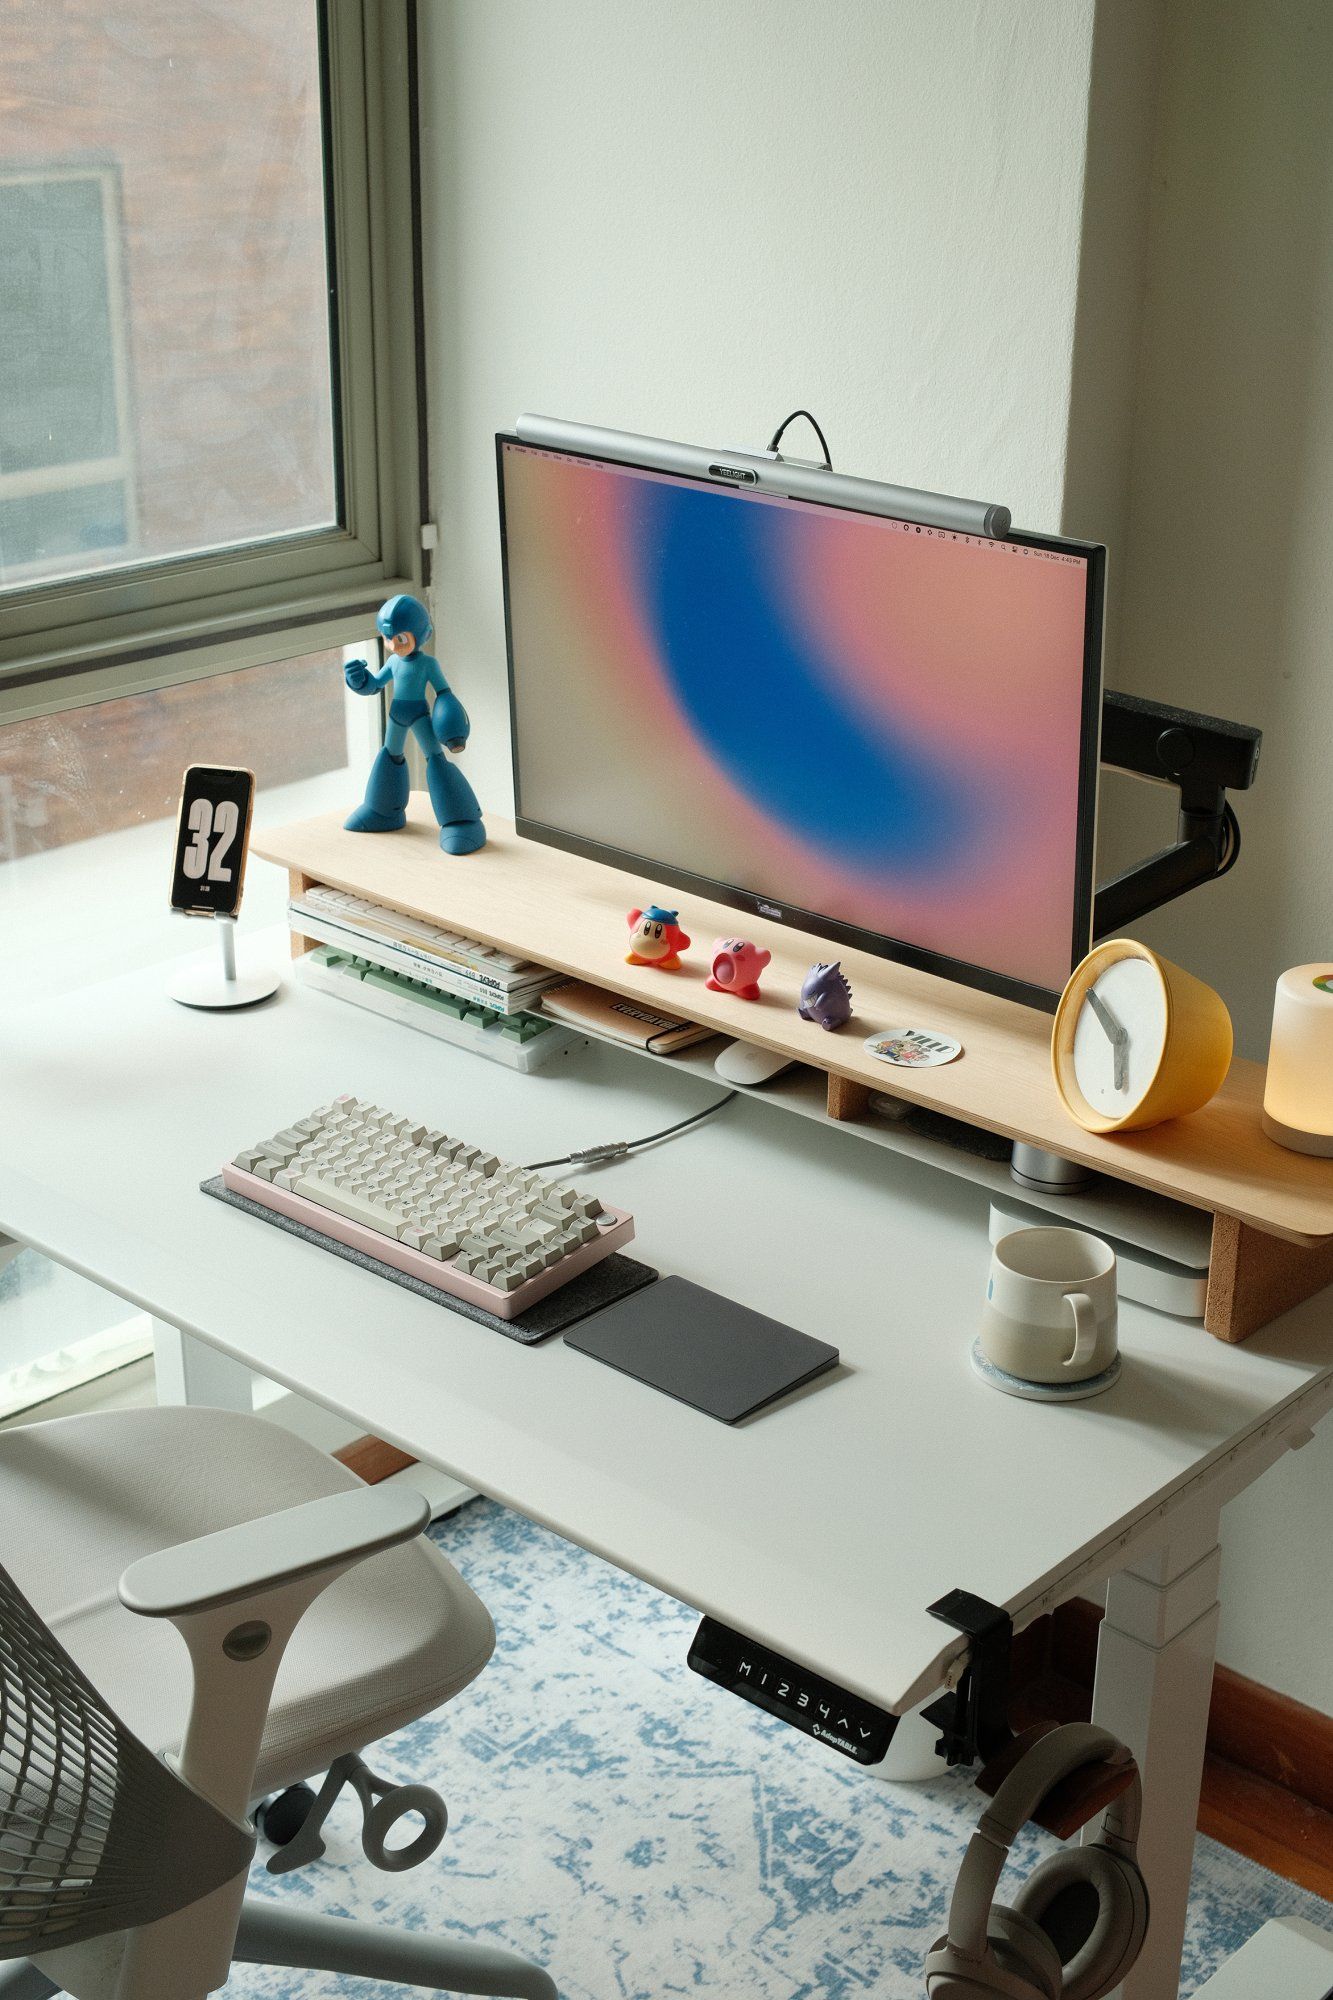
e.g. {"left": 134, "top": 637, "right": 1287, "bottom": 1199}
{"left": 826, "top": 1075, "right": 872, "bottom": 1123}
{"left": 1206, "top": 1214, "right": 1333, "bottom": 1343}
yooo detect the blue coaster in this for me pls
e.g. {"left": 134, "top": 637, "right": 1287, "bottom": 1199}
{"left": 970, "top": 1336, "right": 1121, "bottom": 1403}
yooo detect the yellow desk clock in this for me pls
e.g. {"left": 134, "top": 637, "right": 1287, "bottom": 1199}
{"left": 1053, "top": 939, "right": 1233, "bottom": 1133}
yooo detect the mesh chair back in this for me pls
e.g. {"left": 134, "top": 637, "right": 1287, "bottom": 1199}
{"left": 0, "top": 1560, "right": 253, "bottom": 1959}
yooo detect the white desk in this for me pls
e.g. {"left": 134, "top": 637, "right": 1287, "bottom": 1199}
{"left": 4, "top": 955, "right": 1332, "bottom": 2000}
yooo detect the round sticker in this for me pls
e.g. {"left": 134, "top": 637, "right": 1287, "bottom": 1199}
{"left": 864, "top": 1027, "right": 964, "bottom": 1068}
{"left": 1313, "top": 974, "right": 1333, "bottom": 995}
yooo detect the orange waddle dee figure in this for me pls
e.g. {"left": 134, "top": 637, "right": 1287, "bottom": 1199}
{"left": 626, "top": 905, "right": 691, "bottom": 970}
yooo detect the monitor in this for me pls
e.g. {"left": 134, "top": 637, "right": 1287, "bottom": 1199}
{"left": 497, "top": 427, "right": 1104, "bottom": 1010}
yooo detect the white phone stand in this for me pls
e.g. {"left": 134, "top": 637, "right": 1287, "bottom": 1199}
{"left": 169, "top": 914, "right": 280, "bottom": 1010}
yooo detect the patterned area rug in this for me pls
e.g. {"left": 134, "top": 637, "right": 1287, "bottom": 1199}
{"left": 233, "top": 1499, "right": 1331, "bottom": 1998}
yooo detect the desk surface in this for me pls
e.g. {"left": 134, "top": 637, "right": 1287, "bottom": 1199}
{"left": 4, "top": 950, "right": 1332, "bottom": 1715}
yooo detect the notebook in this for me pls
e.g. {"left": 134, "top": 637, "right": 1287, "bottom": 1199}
{"left": 540, "top": 981, "right": 717, "bottom": 1054}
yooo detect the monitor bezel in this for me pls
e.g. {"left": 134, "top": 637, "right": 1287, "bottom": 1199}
{"left": 496, "top": 430, "right": 1105, "bottom": 1014}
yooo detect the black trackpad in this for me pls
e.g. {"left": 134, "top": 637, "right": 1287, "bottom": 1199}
{"left": 564, "top": 1275, "right": 839, "bottom": 1423}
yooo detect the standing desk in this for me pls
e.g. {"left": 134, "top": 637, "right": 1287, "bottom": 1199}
{"left": 3, "top": 958, "right": 1332, "bottom": 2000}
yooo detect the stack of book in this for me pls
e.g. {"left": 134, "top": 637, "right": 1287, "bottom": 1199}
{"left": 288, "top": 884, "right": 563, "bottom": 1014}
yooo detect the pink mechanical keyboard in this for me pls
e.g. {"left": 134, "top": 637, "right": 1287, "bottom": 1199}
{"left": 223, "top": 1095, "right": 633, "bottom": 1321}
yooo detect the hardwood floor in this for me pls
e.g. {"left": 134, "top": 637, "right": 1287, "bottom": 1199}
{"left": 1014, "top": 1599, "right": 1333, "bottom": 1904}
{"left": 334, "top": 1433, "right": 419, "bottom": 1484}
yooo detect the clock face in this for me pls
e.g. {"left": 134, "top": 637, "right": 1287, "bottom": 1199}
{"left": 1071, "top": 955, "right": 1168, "bottom": 1119}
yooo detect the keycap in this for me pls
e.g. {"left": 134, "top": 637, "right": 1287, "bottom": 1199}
{"left": 292, "top": 1171, "right": 403, "bottom": 1234}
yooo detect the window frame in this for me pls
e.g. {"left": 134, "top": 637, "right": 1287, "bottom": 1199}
{"left": 0, "top": 0, "right": 426, "bottom": 726}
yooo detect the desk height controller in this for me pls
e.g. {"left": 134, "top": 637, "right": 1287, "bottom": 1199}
{"left": 687, "top": 1617, "right": 898, "bottom": 1765}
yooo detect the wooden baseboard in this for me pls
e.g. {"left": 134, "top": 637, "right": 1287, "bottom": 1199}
{"left": 1012, "top": 1597, "right": 1333, "bottom": 1899}
{"left": 335, "top": 1434, "right": 419, "bottom": 1484}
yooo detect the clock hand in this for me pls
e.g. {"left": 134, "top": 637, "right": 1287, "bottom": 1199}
{"left": 1088, "top": 989, "right": 1130, "bottom": 1091}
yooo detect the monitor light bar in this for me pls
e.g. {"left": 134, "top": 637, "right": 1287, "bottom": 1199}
{"left": 516, "top": 412, "right": 1011, "bottom": 540}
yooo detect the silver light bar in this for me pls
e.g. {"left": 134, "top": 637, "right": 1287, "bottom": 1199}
{"left": 515, "top": 412, "right": 1011, "bottom": 539}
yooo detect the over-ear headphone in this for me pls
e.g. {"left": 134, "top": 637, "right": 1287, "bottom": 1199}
{"left": 924, "top": 1722, "right": 1148, "bottom": 2000}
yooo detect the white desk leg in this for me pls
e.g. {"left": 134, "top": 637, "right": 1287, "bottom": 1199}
{"left": 1088, "top": 1498, "right": 1222, "bottom": 2000}
{"left": 153, "top": 1319, "right": 254, "bottom": 1411}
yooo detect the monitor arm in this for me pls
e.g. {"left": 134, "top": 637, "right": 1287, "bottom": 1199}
{"left": 1093, "top": 690, "right": 1261, "bottom": 938}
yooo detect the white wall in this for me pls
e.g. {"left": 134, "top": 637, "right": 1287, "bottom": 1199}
{"left": 1098, "top": 0, "right": 1333, "bottom": 1711}
{"left": 421, "top": 0, "right": 1102, "bottom": 812}
{"left": 419, "top": 0, "right": 1333, "bottom": 1710}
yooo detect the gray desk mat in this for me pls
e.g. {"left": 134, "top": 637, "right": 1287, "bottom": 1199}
{"left": 201, "top": 1176, "right": 658, "bottom": 1345}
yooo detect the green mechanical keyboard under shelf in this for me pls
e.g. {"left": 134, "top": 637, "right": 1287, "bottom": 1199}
{"left": 296, "top": 945, "right": 586, "bottom": 1073}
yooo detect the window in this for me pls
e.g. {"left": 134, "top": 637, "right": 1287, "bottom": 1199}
{"left": 0, "top": 168, "right": 136, "bottom": 583}
{"left": 0, "top": 646, "right": 376, "bottom": 1006}
{"left": 0, "top": 641, "right": 378, "bottom": 1413}
{"left": 0, "top": 0, "right": 424, "bottom": 720}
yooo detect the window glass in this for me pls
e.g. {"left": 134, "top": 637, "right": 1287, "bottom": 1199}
{"left": 0, "top": 3, "right": 337, "bottom": 590}
{"left": 0, "top": 648, "right": 374, "bottom": 1006}
{"left": 0, "top": 644, "right": 374, "bottom": 1417}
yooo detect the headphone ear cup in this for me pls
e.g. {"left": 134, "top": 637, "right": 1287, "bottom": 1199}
{"left": 988, "top": 1906, "right": 1065, "bottom": 1999}
{"left": 923, "top": 1908, "right": 1063, "bottom": 2000}
{"left": 923, "top": 1931, "right": 988, "bottom": 1998}
{"left": 1012, "top": 1846, "right": 1149, "bottom": 2000}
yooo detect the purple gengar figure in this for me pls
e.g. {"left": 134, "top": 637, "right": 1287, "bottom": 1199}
{"left": 798, "top": 960, "right": 853, "bottom": 1030}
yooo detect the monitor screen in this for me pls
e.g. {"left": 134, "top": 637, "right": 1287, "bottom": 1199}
{"left": 498, "top": 434, "right": 1103, "bottom": 1008}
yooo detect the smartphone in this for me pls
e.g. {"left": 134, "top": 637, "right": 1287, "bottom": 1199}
{"left": 170, "top": 765, "right": 256, "bottom": 918}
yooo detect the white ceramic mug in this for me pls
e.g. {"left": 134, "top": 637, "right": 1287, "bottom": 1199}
{"left": 980, "top": 1227, "right": 1118, "bottom": 1385}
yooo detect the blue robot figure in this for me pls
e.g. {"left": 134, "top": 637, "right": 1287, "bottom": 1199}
{"left": 343, "top": 594, "right": 486, "bottom": 855}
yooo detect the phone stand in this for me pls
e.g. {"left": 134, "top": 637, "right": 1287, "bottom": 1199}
{"left": 169, "top": 915, "right": 280, "bottom": 1010}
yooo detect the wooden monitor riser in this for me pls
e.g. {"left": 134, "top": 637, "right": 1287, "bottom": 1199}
{"left": 254, "top": 803, "right": 1333, "bottom": 1345}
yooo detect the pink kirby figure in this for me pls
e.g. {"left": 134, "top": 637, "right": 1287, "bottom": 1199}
{"left": 706, "top": 937, "right": 771, "bottom": 1001}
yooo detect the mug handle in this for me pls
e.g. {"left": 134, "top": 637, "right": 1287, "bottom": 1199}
{"left": 1064, "top": 1292, "right": 1098, "bottom": 1370}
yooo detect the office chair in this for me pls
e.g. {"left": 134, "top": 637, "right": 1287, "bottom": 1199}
{"left": 0, "top": 1406, "right": 557, "bottom": 2000}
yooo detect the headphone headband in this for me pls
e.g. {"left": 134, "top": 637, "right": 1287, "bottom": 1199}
{"left": 946, "top": 1724, "right": 1141, "bottom": 1961}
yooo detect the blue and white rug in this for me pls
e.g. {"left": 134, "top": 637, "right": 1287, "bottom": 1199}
{"left": 233, "top": 1499, "right": 1331, "bottom": 1998}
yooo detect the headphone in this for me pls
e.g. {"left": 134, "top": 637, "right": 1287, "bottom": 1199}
{"left": 924, "top": 1723, "right": 1149, "bottom": 2000}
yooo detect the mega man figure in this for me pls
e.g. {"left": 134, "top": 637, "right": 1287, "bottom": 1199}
{"left": 343, "top": 594, "right": 486, "bottom": 855}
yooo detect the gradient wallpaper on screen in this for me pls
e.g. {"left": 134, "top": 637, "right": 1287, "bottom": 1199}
{"left": 502, "top": 443, "right": 1095, "bottom": 995}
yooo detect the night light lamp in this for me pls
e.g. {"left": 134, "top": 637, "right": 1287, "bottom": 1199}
{"left": 1261, "top": 966, "right": 1333, "bottom": 1155}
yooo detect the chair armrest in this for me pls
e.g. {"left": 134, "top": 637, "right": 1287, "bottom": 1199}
{"left": 118, "top": 1483, "right": 431, "bottom": 1618}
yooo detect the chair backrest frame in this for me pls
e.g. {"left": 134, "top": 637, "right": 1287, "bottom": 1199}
{"left": 0, "top": 1560, "right": 253, "bottom": 1962}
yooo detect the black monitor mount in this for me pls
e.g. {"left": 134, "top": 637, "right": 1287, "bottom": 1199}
{"left": 1013, "top": 691, "right": 1259, "bottom": 1197}
{"left": 1094, "top": 691, "right": 1261, "bottom": 938}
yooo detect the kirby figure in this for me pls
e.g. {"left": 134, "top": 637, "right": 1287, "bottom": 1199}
{"left": 798, "top": 961, "right": 853, "bottom": 1030}
{"left": 626, "top": 905, "right": 691, "bottom": 970}
{"left": 706, "top": 937, "right": 771, "bottom": 1001}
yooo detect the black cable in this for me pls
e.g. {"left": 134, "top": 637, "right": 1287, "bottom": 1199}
{"left": 525, "top": 1091, "right": 739, "bottom": 1171}
{"left": 766, "top": 408, "right": 833, "bottom": 469}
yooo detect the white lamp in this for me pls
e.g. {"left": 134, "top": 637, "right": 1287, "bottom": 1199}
{"left": 1262, "top": 965, "right": 1333, "bottom": 1155}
